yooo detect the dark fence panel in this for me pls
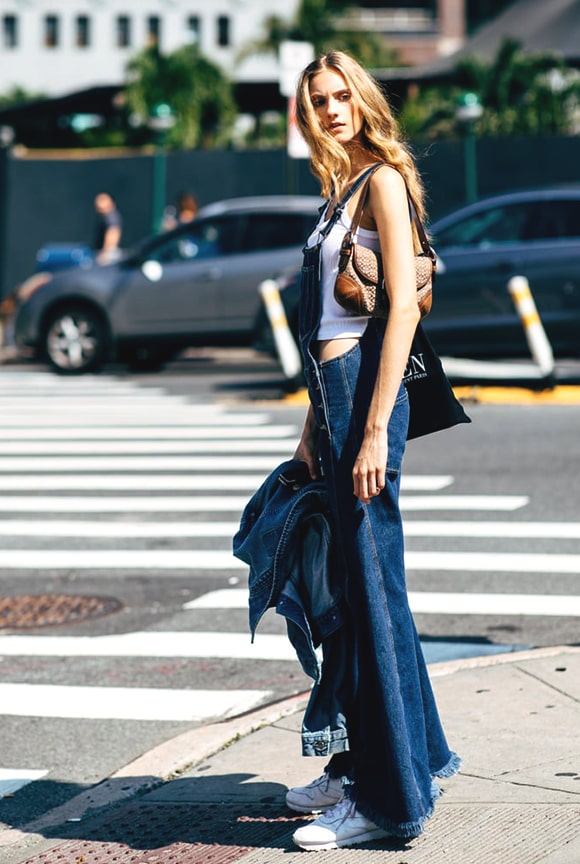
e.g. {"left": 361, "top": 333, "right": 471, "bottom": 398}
{"left": 1, "top": 137, "right": 579, "bottom": 299}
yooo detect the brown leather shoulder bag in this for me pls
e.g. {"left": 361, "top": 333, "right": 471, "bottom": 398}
{"left": 334, "top": 163, "right": 436, "bottom": 319}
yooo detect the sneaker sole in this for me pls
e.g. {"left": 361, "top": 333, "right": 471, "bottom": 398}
{"left": 293, "top": 827, "right": 389, "bottom": 851}
{"left": 285, "top": 798, "right": 343, "bottom": 814}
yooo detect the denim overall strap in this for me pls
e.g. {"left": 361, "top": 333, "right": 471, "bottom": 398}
{"left": 298, "top": 164, "right": 385, "bottom": 433}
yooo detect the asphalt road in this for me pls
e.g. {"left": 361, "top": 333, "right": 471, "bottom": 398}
{"left": 0, "top": 349, "right": 579, "bottom": 832}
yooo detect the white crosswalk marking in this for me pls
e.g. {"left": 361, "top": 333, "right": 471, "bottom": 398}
{"left": 185, "top": 589, "right": 580, "bottom": 617}
{"left": 0, "top": 370, "right": 579, "bottom": 750}
{"left": 0, "top": 769, "right": 48, "bottom": 798}
{"left": 0, "top": 683, "right": 269, "bottom": 722}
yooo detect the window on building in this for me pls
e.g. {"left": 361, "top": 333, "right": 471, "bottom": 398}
{"left": 2, "top": 15, "right": 18, "bottom": 48}
{"left": 44, "top": 14, "right": 60, "bottom": 48}
{"left": 217, "top": 15, "right": 230, "bottom": 47}
{"left": 116, "top": 15, "right": 131, "bottom": 48}
{"left": 147, "top": 15, "right": 161, "bottom": 46}
{"left": 186, "top": 15, "right": 201, "bottom": 45}
{"left": 76, "top": 15, "right": 91, "bottom": 48}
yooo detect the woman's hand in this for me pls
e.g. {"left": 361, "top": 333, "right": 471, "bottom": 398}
{"left": 353, "top": 429, "right": 388, "bottom": 503}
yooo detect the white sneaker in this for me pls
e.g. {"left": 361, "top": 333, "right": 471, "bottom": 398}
{"left": 292, "top": 798, "right": 390, "bottom": 851}
{"left": 285, "top": 773, "right": 344, "bottom": 814}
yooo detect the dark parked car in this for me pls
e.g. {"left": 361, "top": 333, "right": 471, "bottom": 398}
{"left": 258, "top": 186, "right": 580, "bottom": 362}
{"left": 14, "top": 195, "right": 322, "bottom": 374}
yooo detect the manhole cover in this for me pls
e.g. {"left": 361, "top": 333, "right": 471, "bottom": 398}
{"left": 0, "top": 594, "right": 123, "bottom": 630}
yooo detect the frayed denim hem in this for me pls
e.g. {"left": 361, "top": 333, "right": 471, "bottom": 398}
{"left": 434, "top": 751, "right": 462, "bottom": 779}
{"left": 347, "top": 753, "right": 461, "bottom": 839}
{"left": 351, "top": 793, "right": 429, "bottom": 840}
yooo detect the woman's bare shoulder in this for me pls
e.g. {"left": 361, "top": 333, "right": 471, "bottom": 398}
{"left": 370, "top": 163, "right": 406, "bottom": 196}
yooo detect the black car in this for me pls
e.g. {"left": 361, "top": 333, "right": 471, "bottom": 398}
{"left": 260, "top": 186, "right": 580, "bottom": 362}
{"left": 14, "top": 195, "right": 322, "bottom": 374}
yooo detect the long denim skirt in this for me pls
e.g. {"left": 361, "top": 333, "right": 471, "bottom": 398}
{"left": 311, "top": 321, "right": 460, "bottom": 838}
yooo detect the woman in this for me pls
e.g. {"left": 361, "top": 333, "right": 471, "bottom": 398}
{"left": 162, "top": 191, "right": 199, "bottom": 231}
{"left": 286, "top": 51, "right": 460, "bottom": 852}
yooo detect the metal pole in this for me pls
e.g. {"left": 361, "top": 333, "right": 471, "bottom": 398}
{"left": 151, "top": 138, "right": 166, "bottom": 234}
{"left": 464, "top": 122, "right": 478, "bottom": 204}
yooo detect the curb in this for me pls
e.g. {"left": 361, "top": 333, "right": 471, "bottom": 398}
{"left": 453, "top": 384, "right": 580, "bottom": 405}
{"left": 4, "top": 643, "right": 579, "bottom": 853}
{"left": 0, "top": 691, "right": 310, "bottom": 851}
{"left": 282, "top": 384, "right": 580, "bottom": 407}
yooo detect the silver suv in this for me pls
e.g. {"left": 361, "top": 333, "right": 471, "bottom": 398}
{"left": 15, "top": 195, "right": 322, "bottom": 374}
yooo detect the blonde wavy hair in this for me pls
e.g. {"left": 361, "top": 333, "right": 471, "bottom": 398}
{"left": 296, "top": 51, "right": 426, "bottom": 224}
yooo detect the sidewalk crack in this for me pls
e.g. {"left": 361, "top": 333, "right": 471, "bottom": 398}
{"left": 516, "top": 664, "right": 580, "bottom": 704}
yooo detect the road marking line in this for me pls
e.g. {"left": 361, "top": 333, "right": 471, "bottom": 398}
{"left": 5, "top": 547, "right": 577, "bottom": 571}
{"left": 0, "top": 550, "right": 246, "bottom": 569}
{"left": 0, "top": 475, "right": 454, "bottom": 491}
{"left": 0, "top": 413, "right": 270, "bottom": 427}
{"left": 406, "top": 551, "right": 580, "bottom": 573}
{"left": 0, "top": 397, "right": 196, "bottom": 408}
{"left": 0, "top": 456, "right": 288, "bottom": 472}
{"left": 0, "top": 770, "right": 48, "bottom": 798}
{"left": 0, "top": 426, "right": 298, "bottom": 440}
{"left": 0, "top": 497, "right": 251, "bottom": 513}
{"left": 403, "top": 520, "right": 580, "bottom": 538}
{"left": 0, "top": 494, "right": 528, "bottom": 514}
{"left": 0, "top": 632, "right": 294, "bottom": 660}
{"left": 400, "top": 495, "right": 529, "bottom": 511}
{"left": 0, "top": 440, "right": 296, "bottom": 455}
{"left": 0, "top": 475, "right": 269, "bottom": 490}
{"left": 0, "top": 521, "right": 241, "bottom": 538}
{"left": 0, "top": 683, "right": 270, "bottom": 722}
{"left": 185, "top": 589, "right": 580, "bottom": 616}
{"left": 408, "top": 592, "right": 580, "bottom": 616}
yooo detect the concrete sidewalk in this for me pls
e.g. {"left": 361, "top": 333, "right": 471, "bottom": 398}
{"left": 3, "top": 646, "right": 580, "bottom": 864}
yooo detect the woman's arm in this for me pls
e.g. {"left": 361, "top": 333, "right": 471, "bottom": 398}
{"left": 352, "top": 166, "right": 421, "bottom": 503}
{"left": 293, "top": 402, "right": 320, "bottom": 480}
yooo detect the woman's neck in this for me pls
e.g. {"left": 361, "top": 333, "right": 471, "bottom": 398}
{"left": 345, "top": 142, "right": 378, "bottom": 181}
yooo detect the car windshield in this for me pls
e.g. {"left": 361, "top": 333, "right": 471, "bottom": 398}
{"left": 435, "top": 204, "right": 529, "bottom": 247}
{"left": 435, "top": 198, "right": 580, "bottom": 248}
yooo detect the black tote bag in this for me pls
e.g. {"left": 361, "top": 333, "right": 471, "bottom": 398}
{"left": 404, "top": 324, "right": 471, "bottom": 440}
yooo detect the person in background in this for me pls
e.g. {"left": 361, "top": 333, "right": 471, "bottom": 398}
{"left": 94, "top": 192, "right": 123, "bottom": 264}
{"left": 162, "top": 191, "right": 199, "bottom": 232}
{"left": 285, "top": 51, "right": 460, "bottom": 852}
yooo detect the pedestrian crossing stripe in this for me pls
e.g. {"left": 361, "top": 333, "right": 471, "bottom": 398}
{"left": 2, "top": 519, "right": 577, "bottom": 539}
{"left": 0, "top": 411, "right": 271, "bottom": 426}
{"left": 0, "top": 474, "right": 453, "bottom": 490}
{"left": 185, "top": 590, "right": 580, "bottom": 618}
{"left": 0, "top": 426, "right": 298, "bottom": 440}
{"left": 0, "top": 683, "right": 270, "bottom": 722}
{"left": 0, "top": 769, "right": 48, "bottom": 798}
{"left": 0, "top": 494, "right": 530, "bottom": 513}
{"left": 5, "top": 518, "right": 580, "bottom": 539}
{"left": 0, "top": 440, "right": 296, "bottom": 454}
{"left": 3, "top": 549, "right": 579, "bottom": 572}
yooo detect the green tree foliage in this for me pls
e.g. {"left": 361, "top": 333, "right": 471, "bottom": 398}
{"left": 244, "top": 0, "right": 397, "bottom": 70}
{"left": 0, "top": 86, "right": 46, "bottom": 108}
{"left": 124, "top": 44, "right": 236, "bottom": 149}
{"left": 398, "top": 39, "right": 580, "bottom": 139}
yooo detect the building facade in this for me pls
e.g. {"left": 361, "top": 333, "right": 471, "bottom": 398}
{"left": 0, "top": 0, "right": 301, "bottom": 97}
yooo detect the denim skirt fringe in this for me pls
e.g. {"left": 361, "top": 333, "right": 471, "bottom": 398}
{"left": 311, "top": 322, "right": 460, "bottom": 838}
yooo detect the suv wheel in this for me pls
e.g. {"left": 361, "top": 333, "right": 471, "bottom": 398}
{"left": 43, "top": 305, "right": 107, "bottom": 374}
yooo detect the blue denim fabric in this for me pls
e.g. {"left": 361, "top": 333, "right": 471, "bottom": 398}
{"left": 233, "top": 459, "right": 345, "bottom": 682}
{"left": 297, "top": 218, "right": 460, "bottom": 838}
